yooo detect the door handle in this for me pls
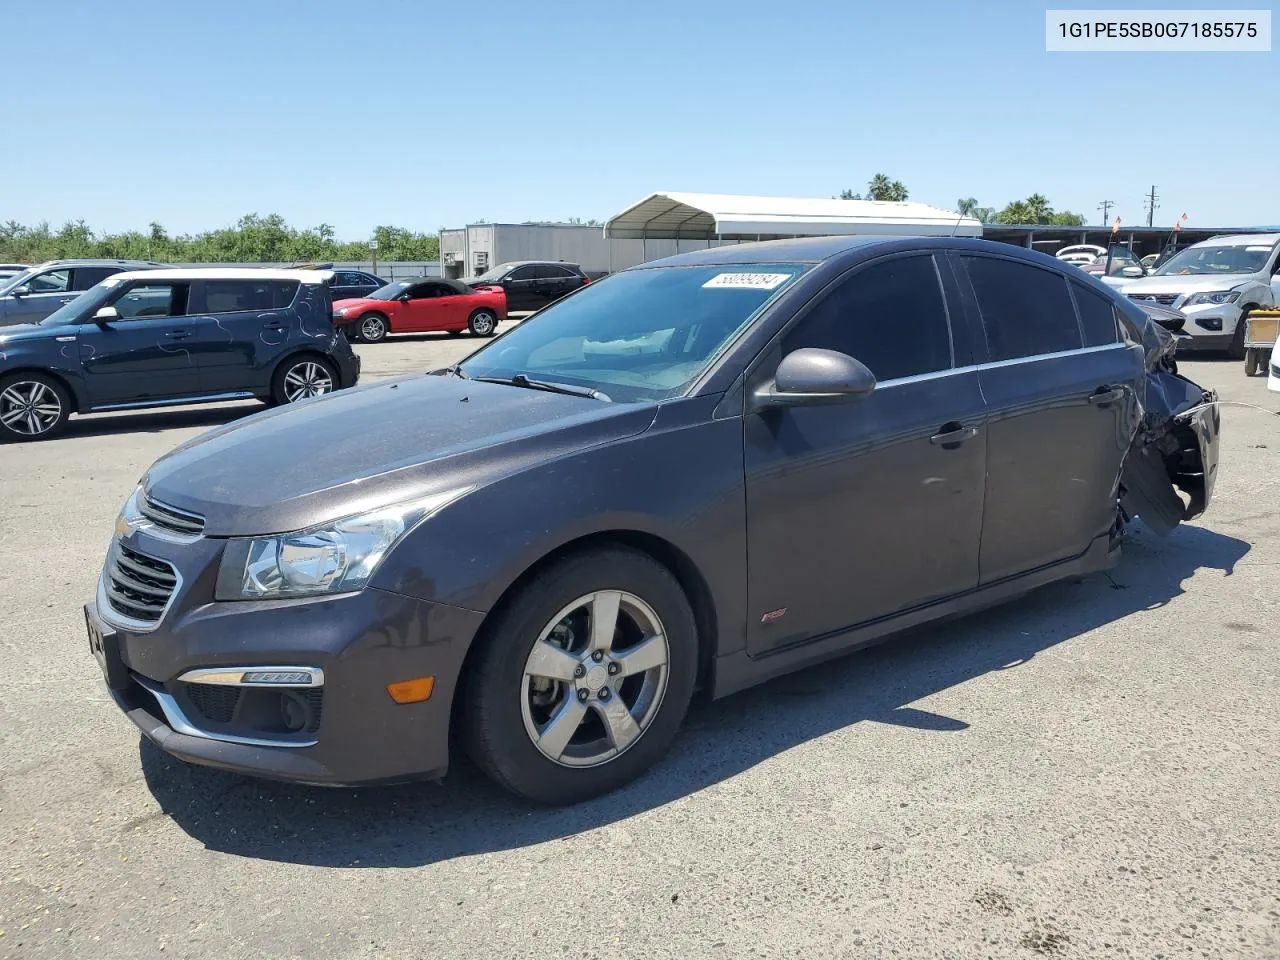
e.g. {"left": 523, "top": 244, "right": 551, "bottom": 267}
{"left": 164, "top": 330, "right": 191, "bottom": 340}
{"left": 263, "top": 321, "right": 286, "bottom": 330}
{"left": 1088, "top": 387, "right": 1124, "bottom": 407}
{"left": 930, "top": 423, "right": 978, "bottom": 447}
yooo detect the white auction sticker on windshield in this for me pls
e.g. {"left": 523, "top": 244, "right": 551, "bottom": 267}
{"left": 702, "top": 273, "right": 791, "bottom": 290}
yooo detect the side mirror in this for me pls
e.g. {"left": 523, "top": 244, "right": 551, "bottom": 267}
{"left": 1121, "top": 265, "right": 1144, "bottom": 278}
{"left": 10, "top": 285, "right": 30, "bottom": 297}
{"left": 92, "top": 306, "right": 120, "bottom": 324}
{"left": 751, "top": 348, "right": 877, "bottom": 410}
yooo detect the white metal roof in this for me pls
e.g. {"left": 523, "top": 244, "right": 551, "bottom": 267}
{"left": 604, "top": 192, "right": 982, "bottom": 240}
{"left": 109, "top": 267, "right": 335, "bottom": 283}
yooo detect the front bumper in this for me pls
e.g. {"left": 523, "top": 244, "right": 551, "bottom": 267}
{"left": 87, "top": 581, "right": 485, "bottom": 786}
{"left": 1179, "top": 303, "right": 1243, "bottom": 347}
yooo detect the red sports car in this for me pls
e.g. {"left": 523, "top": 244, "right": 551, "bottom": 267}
{"left": 333, "top": 277, "right": 507, "bottom": 343}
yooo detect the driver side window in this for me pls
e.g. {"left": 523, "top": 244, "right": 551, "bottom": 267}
{"left": 508, "top": 266, "right": 537, "bottom": 282}
{"left": 28, "top": 270, "right": 71, "bottom": 294}
{"left": 780, "top": 255, "right": 954, "bottom": 382}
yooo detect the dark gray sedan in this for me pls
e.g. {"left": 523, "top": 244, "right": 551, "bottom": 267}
{"left": 86, "top": 236, "right": 1219, "bottom": 804}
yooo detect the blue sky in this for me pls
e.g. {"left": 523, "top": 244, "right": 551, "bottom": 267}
{"left": 3, "top": 0, "right": 1276, "bottom": 238}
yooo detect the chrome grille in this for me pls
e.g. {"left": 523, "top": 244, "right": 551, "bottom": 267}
{"left": 104, "top": 542, "right": 178, "bottom": 626}
{"left": 1128, "top": 293, "right": 1179, "bottom": 307}
{"left": 139, "top": 494, "right": 204, "bottom": 538}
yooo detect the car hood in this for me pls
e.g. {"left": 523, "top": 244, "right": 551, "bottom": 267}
{"left": 0, "top": 322, "right": 69, "bottom": 343}
{"left": 1122, "top": 273, "right": 1258, "bottom": 294}
{"left": 142, "top": 374, "right": 658, "bottom": 536}
{"left": 332, "top": 297, "right": 385, "bottom": 311}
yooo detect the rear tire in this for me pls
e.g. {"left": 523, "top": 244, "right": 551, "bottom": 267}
{"left": 355, "top": 313, "right": 388, "bottom": 344}
{"left": 464, "top": 547, "right": 698, "bottom": 805}
{"left": 270, "top": 355, "right": 337, "bottom": 406}
{"left": 0, "top": 372, "right": 71, "bottom": 442}
{"left": 468, "top": 309, "right": 498, "bottom": 337}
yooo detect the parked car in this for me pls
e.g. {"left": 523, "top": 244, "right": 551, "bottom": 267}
{"left": 0, "top": 259, "right": 167, "bottom": 327}
{"left": 0, "top": 268, "right": 359, "bottom": 441}
{"left": 1055, "top": 244, "right": 1107, "bottom": 265}
{"left": 333, "top": 277, "right": 507, "bottom": 342}
{"left": 1082, "top": 246, "right": 1146, "bottom": 278}
{"left": 328, "top": 269, "right": 386, "bottom": 301}
{"left": 0, "top": 263, "right": 28, "bottom": 283}
{"left": 85, "top": 236, "right": 1218, "bottom": 804}
{"left": 463, "top": 260, "right": 590, "bottom": 312}
{"left": 1118, "top": 233, "right": 1280, "bottom": 356}
{"left": 1140, "top": 253, "right": 1161, "bottom": 273}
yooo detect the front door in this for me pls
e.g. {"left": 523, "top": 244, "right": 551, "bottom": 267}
{"left": 503, "top": 265, "right": 539, "bottom": 311}
{"left": 744, "top": 253, "right": 988, "bottom": 655}
{"left": 188, "top": 278, "right": 302, "bottom": 392}
{"left": 954, "top": 253, "right": 1143, "bottom": 583}
{"left": 76, "top": 281, "right": 203, "bottom": 405}
{"left": 2, "top": 268, "right": 77, "bottom": 325}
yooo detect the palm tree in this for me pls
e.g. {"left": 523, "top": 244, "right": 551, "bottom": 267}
{"left": 1025, "top": 193, "right": 1052, "bottom": 223}
{"left": 956, "top": 198, "right": 979, "bottom": 218}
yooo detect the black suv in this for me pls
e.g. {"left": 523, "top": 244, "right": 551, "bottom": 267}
{"left": 328, "top": 268, "right": 386, "bottom": 301}
{"left": 0, "top": 268, "right": 360, "bottom": 441}
{"left": 0, "top": 259, "right": 167, "bottom": 327}
{"left": 463, "top": 260, "right": 590, "bottom": 311}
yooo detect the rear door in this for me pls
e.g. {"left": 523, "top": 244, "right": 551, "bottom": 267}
{"left": 534, "top": 265, "right": 579, "bottom": 305}
{"left": 189, "top": 278, "right": 301, "bottom": 392}
{"left": 77, "top": 281, "right": 202, "bottom": 405}
{"left": 744, "top": 252, "right": 988, "bottom": 655}
{"left": 953, "top": 253, "right": 1142, "bottom": 583}
{"left": 71, "top": 266, "right": 127, "bottom": 292}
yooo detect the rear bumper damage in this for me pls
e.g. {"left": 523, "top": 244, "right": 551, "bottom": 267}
{"left": 1119, "top": 319, "right": 1221, "bottom": 535}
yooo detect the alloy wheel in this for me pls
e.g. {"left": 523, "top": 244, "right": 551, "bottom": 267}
{"left": 520, "top": 590, "right": 669, "bottom": 768}
{"left": 471, "top": 312, "right": 495, "bottom": 335}
{"left": 282, "top": 362, "right": 334, "bottom": 402}
{"left": 360, "top": 316, "right": 386, "bottom": 341}
{"left": 0, "top": 380, "right": 63, "bottom": 437}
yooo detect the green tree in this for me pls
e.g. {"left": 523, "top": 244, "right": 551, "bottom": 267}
{"left": 956, "top": 197, "right": 979, "bottom": 218}
{"left": 865, "top": 173, "right": 909, "bottom": 202}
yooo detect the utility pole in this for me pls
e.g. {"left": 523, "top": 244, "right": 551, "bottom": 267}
{"left": 1097, "top": 200, "right": 1114, "bottom": 225}
{"left": 1144, "top": 185, "right": 1159, "bottom": 227}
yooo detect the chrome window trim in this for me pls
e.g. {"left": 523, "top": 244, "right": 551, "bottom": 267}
{"left": 97, "top": 547, "right": 184, "bottom": 634}
{"left": 868, "top": 342, "right": 1128, "bottom": 390}
{"left": 178, "top": 666, "right": 325, "bottom": 687}
{"left": 133, "top": 676, "right": 318, "bottom": 749}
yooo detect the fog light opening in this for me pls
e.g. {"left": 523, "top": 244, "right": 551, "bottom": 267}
{"left": 279, "top": 691, "right": 311, "bottom": 732}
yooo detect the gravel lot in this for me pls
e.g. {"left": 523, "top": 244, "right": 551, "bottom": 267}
{"left": 1, "top": 330, "right": 1278, "bottom": 960}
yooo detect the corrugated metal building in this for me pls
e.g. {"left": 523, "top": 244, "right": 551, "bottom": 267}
{"left": 440, "top": 192, "right": 981, "bottom": 279}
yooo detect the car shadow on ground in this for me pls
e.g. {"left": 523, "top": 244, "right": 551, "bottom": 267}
{"left": 142, "top": 522, "right": 1249, "bottom": 868}
{"left": 64, "top": 402, "right": 261, "bottom": 439}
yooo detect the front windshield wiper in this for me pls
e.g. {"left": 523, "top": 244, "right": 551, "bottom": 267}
{"left": 440, "top": 363, "right": 469, "bottom": 379}
{"left": 471, "top": 372, "right": 611, "bottom": 402}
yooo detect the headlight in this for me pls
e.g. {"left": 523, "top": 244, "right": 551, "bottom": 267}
{"left": 114, "top": 485, "right": 145, "bottom": 537}
{"left": 214, "top": 488, "right": 470, "bottom": 601}
{"left": 334, "top": 307, "right": 349, "bottom": 318}
{"left": 1184, "top": 291, "right": 1240, "bottom": 306}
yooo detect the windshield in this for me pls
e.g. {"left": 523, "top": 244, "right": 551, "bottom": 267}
{"left": 364, "top": 281, "right": 411, "bottom": 300}
{"left": 473, "top": 263, "right": 519, "bottom": 282}
{"left": 459, "top": 263, "right": 808, "bottom": 402}
{"left": 38, "top": 278, "right": 120, "bottom": 326}
{"left": 1154, "top": 243, "right": 1275, "bottom": 276}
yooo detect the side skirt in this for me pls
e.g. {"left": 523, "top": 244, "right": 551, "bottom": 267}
{"left": 711, "top": 533, "right": 1119, "bottom": 700}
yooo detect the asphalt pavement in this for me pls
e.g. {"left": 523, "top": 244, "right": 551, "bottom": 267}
{"left": 1, "top": 330, "right": 1278, "bottom": 959}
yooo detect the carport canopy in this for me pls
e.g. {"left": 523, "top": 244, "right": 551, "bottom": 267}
{"left": 603, "top": 192, "right": 982, "bottom": 240}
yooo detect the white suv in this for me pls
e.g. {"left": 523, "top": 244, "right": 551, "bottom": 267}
{"left": 1117, "top": 234, "right": 1280, "bottom": 355}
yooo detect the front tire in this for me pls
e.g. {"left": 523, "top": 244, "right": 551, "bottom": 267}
{"left": 0, "top": 372, "right": 71, "bottom": 442}
{"left": 468, "top": 309, "right": 498, "bottom": 337}
{"left": 1227, "top": 310, "right": 1251, "bottom": 360}
{"left": 355, "top": 313, "right": 388, "bottom": 344}
{"left": 271, "top": 356, "right": 336, "bottom": 405}
{"left": 464, "top": 547, "right": 698, "bottom": 805}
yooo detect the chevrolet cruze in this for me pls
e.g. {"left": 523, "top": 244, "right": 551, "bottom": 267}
{"left": 87, "top": 237, "right": 1219, "bottom": 804}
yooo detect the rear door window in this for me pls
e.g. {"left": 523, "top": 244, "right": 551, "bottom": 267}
{"left": 1071, "top": 283, "right": 1120, "bottom": 347}
{"left": 780, "top": 254, "right": 954, "bottom": 382}
{"left": 962, "top": 256, "right": 1082, "bottom": 360}
{"left": 72, "top": 267, "right": 124, "bottom": 290}
{"left": 191, "top": 279, "right": 299, "bottom": 314}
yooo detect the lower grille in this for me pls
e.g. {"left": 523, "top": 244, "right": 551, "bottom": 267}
{"left": 104, "top": 542, "right": 178, "bottom": 626}
{"left": 187, "top": 684, "right": 241, "bottom": 724}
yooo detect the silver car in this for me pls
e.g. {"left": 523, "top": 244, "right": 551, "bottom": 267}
{"left": 0, "top": 259, "right": 166, "bottom": 327}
